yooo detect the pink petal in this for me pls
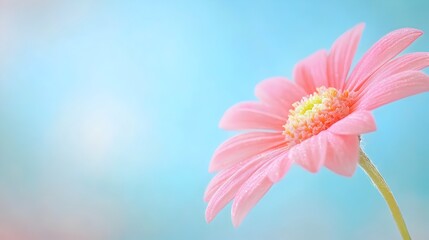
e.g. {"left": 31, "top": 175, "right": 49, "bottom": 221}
{"left": 346, "top": 28, "right": 423, "bottom": 92}
{"left": 324, "top": 132, "right": 360, "bottom": 176}
{"left": 358, "top": 52, "right": 429, "bottom": 92}
{"left": 328, "top": 110, "right": 376, "bottom": 135}
{"left": 370, "top": 52, "right": 429, "bottom": 82}
{"left": 328, "top": 23, "right": 365, "bottom": 90}
{"left": 205, "top": 147, "right": 286, "bottom": 223}
{"left": 205, "top": 155, "right": 267, "bottom": 223}
{"left": 254, "top": 77, "right": 307, "bottom": 114}
{"left": 209, "top": 132, "right": 285, "bottom": 172}
{"left": 219, "top": 102, "right": 286, "bottom": 131}
{"left": 288, "top": 132, "right": 328, "bottom": 173}
{"left": 355, "top": 71, "right": 429, "bottom": 111}
{"left": 204, "top": 164, "right": 240, "bottom": 202}
{"left": 293, "top": 50, "right": 329, "bottom": 94}
{"left": 267, "top": 153, "right": 293, "bottom": 183}
{"left": 231, "top": 161, "right": 274, "bottom": 227}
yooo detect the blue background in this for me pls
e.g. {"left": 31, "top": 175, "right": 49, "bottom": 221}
{"left": 0, "top": 0, "right": 428, "bottom": 239}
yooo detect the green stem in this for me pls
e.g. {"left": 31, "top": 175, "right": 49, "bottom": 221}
{"left": 359, "top": 148, "right": 411, "bottom": 240}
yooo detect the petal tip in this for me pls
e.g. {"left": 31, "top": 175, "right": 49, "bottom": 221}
{"left": 412, "top": 28, "right": 423, "bottom": 35}
{"left": 218, "top": 116, "right": 230, "bottom": 130}
{"left": 343, "top": 172, "right": 355, "bottom": 177}
{"left": 354, "top": 22, "right": 366, "bottom": 31}
{"left": 205, "top": 212, "right": 214, "bottom": 223}
{"left": 336, "top": 167, "right": 357, "bottom": 177}
{"left": 203, "top": 188, "right": 212, "bottom": 202}
{"left": 231, "top": 214, "right": 243, "bottom": 228}
{"left": 305, "top": 167, "right": 319, "bottom": 174}
{"left": 208, "top": 161, "right": 217, "bottom": 173}
{"left": 232, "top": 220, "right": 241, "bottom": 228}
{"left": 400, "top": 28, "right": 423, "bottom": 37}
{"left": 218, "top": 107, "right": 235, "bottom": 130}
{"left": 231, "top": 201, "right": 245, "bottom": 227}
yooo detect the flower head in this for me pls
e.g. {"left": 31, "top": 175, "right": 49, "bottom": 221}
{"left": 283, "top": 86, "right": 354, "bottom": 144}
{"left": 205, "top": 23, "right": 429, "bottom": 227}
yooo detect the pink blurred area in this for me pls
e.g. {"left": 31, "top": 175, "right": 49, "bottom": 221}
{"left": 0, "top": 186, "right": 124, "bottom": 240}
{"left": 0, "top": 1, "right": 126, "bottom": 239}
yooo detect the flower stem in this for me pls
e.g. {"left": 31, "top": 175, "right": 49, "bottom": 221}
{"left": 359, "top": 148, "right": 411, "bottom": 240}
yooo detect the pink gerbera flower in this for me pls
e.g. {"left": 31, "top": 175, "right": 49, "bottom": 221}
{"left": 205, "top": 23, "right": 429, "bottom": 227}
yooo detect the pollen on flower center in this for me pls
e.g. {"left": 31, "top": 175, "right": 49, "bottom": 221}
{"left": 283, "top": 87, "right": 354, "bottom": 144}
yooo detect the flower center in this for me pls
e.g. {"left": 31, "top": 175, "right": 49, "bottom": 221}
{"left": 283, "top": 87, "right": 354, "bottom": 144}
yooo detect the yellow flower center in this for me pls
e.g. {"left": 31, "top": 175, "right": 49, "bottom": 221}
{"left": 283, "top": 87, "right": 354, "bottom": 144}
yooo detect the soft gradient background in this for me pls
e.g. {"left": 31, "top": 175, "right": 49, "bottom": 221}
{"left": 0, "top": 0, "right": 428, "bottom": 239}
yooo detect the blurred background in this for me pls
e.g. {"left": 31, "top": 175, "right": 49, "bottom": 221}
{"left": 0, "top": 0, "right": 428, "bottom": 239}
